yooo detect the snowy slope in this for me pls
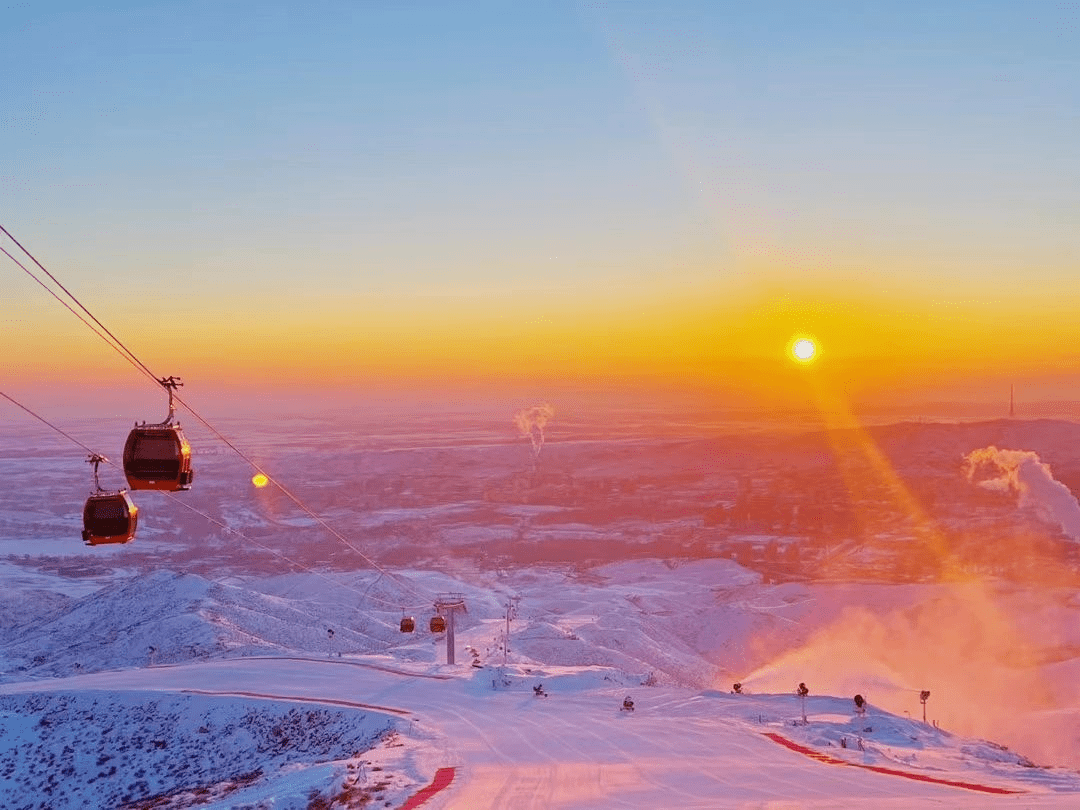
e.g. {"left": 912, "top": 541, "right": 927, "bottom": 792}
{"left": 3, "top": 415, "right": 1080, "bottom": 806}
{"left": 0, "top": 690, "right": 399, "bottom": 809}
{"left": 0, "top": 561, "right": 1077, "bottom": 808}
{"left": 2, "top": 657, "right": 1079, "bottom": 809}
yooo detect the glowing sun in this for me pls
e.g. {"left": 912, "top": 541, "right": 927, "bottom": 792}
{"left": 791, "top": 337, "right": 817, "bottom": 363}
{"left": 252, "top": 473, "right": 269, "bottom": 488}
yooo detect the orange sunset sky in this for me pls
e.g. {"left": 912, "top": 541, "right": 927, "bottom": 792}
{"left": 4, "top": 2, "right": 1079, "bottom": 417}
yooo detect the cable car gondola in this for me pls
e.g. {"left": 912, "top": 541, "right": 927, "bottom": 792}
{"left": 429, "top": 615, "right": 446, "bottom": 633}
{"left": 400, "top": 616, "right": 416, "bottom": 633}
{"left": 82, "top": 454, "right": 138, "bottom": 546}
{"left": 123, "top": 376, "right": 193, "bottom": 491}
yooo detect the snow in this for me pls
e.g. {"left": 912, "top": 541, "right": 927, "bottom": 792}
{"left": 0, "top": 564, "right": 1078, "bottom": 808}
{"left": 4, "top": 656, "right": 1078, "bottom": 809}
{"left": 3, "top": 415, "right": 1080, "bottom": 807}
{"left": 0, "top": 690, "right": 398, "bottom": 809}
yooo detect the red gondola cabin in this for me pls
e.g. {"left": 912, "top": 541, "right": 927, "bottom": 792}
{"left": 82, "top": 491, "right": 138, "bottom": 546}
{"left": 123, "top": 425, "right": 193, "bottom": 491}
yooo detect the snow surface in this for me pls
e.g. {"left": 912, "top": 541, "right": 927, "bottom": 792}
{"left": 4, "top": 414, "right": 1080, "bottom": 807}
{"left": 0, "top": 690, "right": 396, "bottom": 809}
{"left": 0, "top": 562, "right": 1079, "bottom": 808}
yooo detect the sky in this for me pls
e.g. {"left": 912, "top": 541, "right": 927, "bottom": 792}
{"left": 3, "top": 0, "right": 1079, "bottom": 416}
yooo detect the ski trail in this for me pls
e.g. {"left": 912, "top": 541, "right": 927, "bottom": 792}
{"left": 180, "top": 688, "right": 412, "bottom": 716}
{"left": 156, "top": 654, "right": 453, "bottom": 679}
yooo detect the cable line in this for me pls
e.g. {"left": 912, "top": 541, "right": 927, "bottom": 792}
{"left": 1, "top": 227, "right": 433, "bottom": 605}
{"left": 159, "top": 490, "right": 429, "bottom": 613}
{"left": 0, "top": 246, "right": 154, "bottom": 384}
{"left": 170, "top": 394, "right": 423, "bottom": 580}
{"left": 0, "top": 390, "right": 98, "bottom": 456}
{"left": 0, "top": 388, "right": 432, "bottom": 612}
{"left": 0, "top": 225, "right": 160, "bottom": 385}
{"left": 160, "top": 392, "right": 433, "bottom": 603}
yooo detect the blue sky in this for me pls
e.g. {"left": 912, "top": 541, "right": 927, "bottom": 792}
{"left": 3, "top": 1, "right": 1079, "bottom": 407}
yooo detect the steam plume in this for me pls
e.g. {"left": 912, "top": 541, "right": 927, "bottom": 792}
{"left": 514, "top": 403, "right": 555, "bottom": 460}
{"left": 963, "top": 446, "right": 1080, "bottom": 541}
{"left": 734, "top": 586, "right": 1079, "bottom": 767}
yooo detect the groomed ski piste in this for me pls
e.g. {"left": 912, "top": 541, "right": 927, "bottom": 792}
{"left": 1, "top": 562, "right": 1079, "bottom": 809}
{"left": 2, "top": 656, "right": 1079, "bottom": 809}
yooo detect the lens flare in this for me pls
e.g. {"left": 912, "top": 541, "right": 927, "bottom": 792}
{"left": 252, "top": 473, "right": 269, "bottom": 488}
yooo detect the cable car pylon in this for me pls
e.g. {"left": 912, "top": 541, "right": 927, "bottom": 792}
{"left": 434, "top": 595, "right": 467, "bottom": 664}
{"left": 123, "top": 375, "right": 194, "bottom": 491}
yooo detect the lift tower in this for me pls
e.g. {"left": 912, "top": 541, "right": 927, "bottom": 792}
{"left": 434, "top": 594, "right": 467, "bottom": 664}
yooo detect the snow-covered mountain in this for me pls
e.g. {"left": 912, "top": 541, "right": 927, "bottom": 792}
{"left": 0, "top": 559, "right": 1077, "bottom": 809}
{"left": 2, "top": 414, "right": 1080, "bottom": 807}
